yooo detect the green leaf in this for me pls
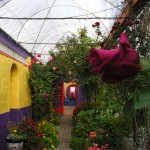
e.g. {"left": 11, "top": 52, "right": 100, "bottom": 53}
{"left": 86, "top": 109, "right": 94, "bottom": 115}
{"left": 140, "top": 58, "right": 150, "bottom": 71}
{"left": 51, "top": 144, "right": 55, "bottom": 148}
{"left": 76, "top": 122, "right": 83, "bottom": 129}
{"left": 147, "top": 110, "right": 150, "bottom": 116}
{"left": 77, "top": 111, "right": 86, "bottom": 117}
{"left": 134, "top": 88, "right": 150, "bottom": 109}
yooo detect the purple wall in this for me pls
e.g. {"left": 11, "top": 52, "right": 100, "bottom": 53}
{"left": 0, "top": 106, "right": 31, "bottom": 150}
{"left": 0, "top": 29, "right": 31, "bottom": 59}
{"left": 77, "top": 87, "right": 84, "bottom": 105}
{"left": 66, "top": 85, "right": 83, "bottom": 106}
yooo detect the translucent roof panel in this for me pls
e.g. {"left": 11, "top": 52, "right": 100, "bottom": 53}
{"left": 0, "top": 0, "right": 125, "bottom": 63}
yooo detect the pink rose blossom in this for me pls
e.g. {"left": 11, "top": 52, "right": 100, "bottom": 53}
{"left": 48, "top": 56, "right": 53, "bottom": 61}
{"left": 101, "top": 146, "right": 105, "bottom": 149}
{"left": 52, "top": 67, "right": 57, "bottom": 70}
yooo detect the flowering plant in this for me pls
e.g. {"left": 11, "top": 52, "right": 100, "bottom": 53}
{"left": 85, "top": 128, "right": 109, "bottom": 149}
{"left": 88, "top": 143, "right": 109, "bottom": 150}
{"left": 6, "top": 121, "right": 26, "bottom": 142}
{"left": 17, "top": 117, "right": 59, "bottom": 150}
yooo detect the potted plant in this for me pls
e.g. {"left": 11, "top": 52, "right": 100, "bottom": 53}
{"left": 6, "top": 121, "right": 26, "bottom": 150}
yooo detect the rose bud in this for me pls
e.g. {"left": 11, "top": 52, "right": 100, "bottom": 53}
{"left": 95, "top": 22, "right": 100, "bottom": 26}
{"left": 88, "top": 32, "right": 141, "bottom": 84}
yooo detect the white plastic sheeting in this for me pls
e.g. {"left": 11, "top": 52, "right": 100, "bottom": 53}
{"left": 0, "top": 0, "right": 124, "bottom": 63}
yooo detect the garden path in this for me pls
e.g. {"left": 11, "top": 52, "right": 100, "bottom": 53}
{"left": 54, "top": 106, "right": 75, "bottom": 150}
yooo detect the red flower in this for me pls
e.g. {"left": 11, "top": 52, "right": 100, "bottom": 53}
{"left": 33, "top": 57, "right": 38, "bottom": 61}
{"left": 90, "top": 131, "right": 96, "bottom": 137}
{"left": 88, "top": 32, "right": 140, "bottom": 84}
{"left": 31, "top": 60, "right": 35, "bottom": 64}
{"left": 95, "top": 22, "right": 100, "bottom": 27}
{"left": 37, "top": 53, "right": 41, "bottom": 57}
{"left": 43, "top": 93, "right": 48, "bottom": 98}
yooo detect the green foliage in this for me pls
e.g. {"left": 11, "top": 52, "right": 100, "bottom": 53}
{"left": 18, "top": 117, "right": 59, "bottom": 150}
{"left": 71, "top": 108, "right": 131, "bottom": 149}
{"left": 148, "top": 110, "right": 150, "bottom": 116}
{"left": 53, "top": 27, "right": 101, "bottom": 101}
{"left": 70, "top": 137, "right": 86, "bottom": 150}
{"left": 29, "top": 63, "right": 55, "bottom": 121}
{"left": 134, "top": 88, "right": 150, "bottom": 109}
{"left": 39, "top": 122, "right": 59, "bottom": 149}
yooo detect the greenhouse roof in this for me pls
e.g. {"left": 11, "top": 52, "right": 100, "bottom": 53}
{"left": 0, "top": 0, "right": 125, "bottom": 63}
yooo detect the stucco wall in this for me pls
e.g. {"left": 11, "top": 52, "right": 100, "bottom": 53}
{"left": 64, "top": 81, "right": 77, "bottom": 99}
{"left": 0, "top": 54, "right": 31, "bottom": 114}
{"left": 0, "top": 53, "right": 31, "bottom": 150}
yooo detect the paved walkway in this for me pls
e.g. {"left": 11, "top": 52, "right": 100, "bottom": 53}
{"left": 55, "top": 106, "right": 75, "bottom": 150}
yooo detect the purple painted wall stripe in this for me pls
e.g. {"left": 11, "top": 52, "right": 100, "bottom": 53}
{"left": 0, "top": 29, "right": 31, "bottom": 59}
{"left": 0, "top": 106, "right": 31, "bottom": 150}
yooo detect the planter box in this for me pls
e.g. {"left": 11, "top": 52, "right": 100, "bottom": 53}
{"left": 6, "top": 139, "right": 24, "bottom": 150}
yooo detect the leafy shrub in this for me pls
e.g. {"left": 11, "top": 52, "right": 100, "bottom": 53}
{"left": 70, "top": 137, "right": 86, "bottom": 150}
{"left": 71, "top": 109, "right": 131, "bottom": 150}
{"left": 18, "top": 117, "right": 59, "bottom": 150}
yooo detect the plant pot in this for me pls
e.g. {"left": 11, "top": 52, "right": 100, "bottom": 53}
{"left": 6, "top": 139, "right": 24, "bottom": 150}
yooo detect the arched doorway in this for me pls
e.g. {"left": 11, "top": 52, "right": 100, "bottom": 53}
{"left": 10, "top": 64, "right": 19, "bottom": 121}
{"left": 65, "top": 84, "right": 77, "bottom": 106}
{"left": 68, "top": 85, "right": 77, "bottom": 100}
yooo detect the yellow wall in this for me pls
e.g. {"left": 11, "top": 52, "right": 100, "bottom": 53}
{"left": 64, "top": 81, "right": 77, "bottom": 98}
{"left": 0, "top": 54, "right": 31, "bottom": 114}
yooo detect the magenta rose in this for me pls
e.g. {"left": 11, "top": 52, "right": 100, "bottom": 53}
{"left": 88, "top": 32, "right": 141, "bottom": 83}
